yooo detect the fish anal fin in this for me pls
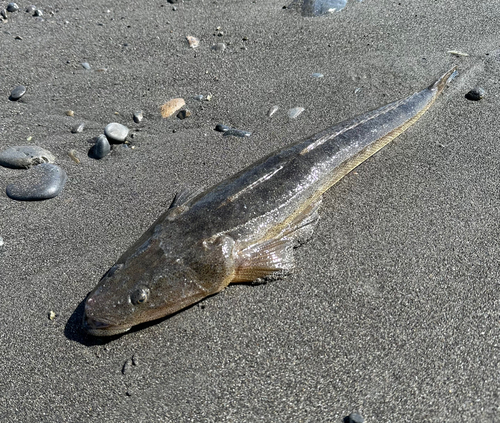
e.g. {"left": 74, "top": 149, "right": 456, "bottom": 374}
{"left": 232, "top": 238, "right": 294, "bottom": 283}
{"left": 282, "top": 196, "right": 322, "bottom": 246}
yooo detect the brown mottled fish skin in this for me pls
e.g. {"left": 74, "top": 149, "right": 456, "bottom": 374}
{"left": 83, "top": 67, "right": 457, "bottom": 336}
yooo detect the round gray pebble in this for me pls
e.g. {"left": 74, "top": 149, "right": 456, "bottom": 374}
{"left": 81, "top": 62, "right": 91, "bottom": 70}
{"left": 312, "top": 72, "right": 324, "bottom": 78}
{"left": 9, "top": 85, "right": 26, "bottom": 101}
{"left": 133, "top": 111, "right": 143, "bottom": 123}
{"left": 104, "top": 122, "right": 129, "bottom": 142}
{"left": 193, "top": 94, "right": 204, "bottom": 101}
{"left": 465, "top": 87, "right": 485, "bottom": 101}
{"left": 7, "top": 3, "right": 19, "bottom": 12}
{"left": 91, "top": 135, "right": 110, "bottom": 159}
{"left": 6, "top": 163, "right": 67, "bottom": 201}
{"left": 344, "top": 413, "right": 364, "bottom": 423}
{"left": 211, "top": 42, "right": 226, "bottom": 52}
{"left": 71, "top": 122, "right": 85, "bottom": 133}
{"left": 0, "top": 146, "right": 55, "bottom": 169}
{"left": 25, "top": 5, "right": 36, "bottom": 13}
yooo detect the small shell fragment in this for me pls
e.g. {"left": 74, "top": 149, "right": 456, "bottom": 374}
{"left": 447, "top": 50, "right": 469, "bottom": 57}
{"left": 186, "top": 36, "right": 199, "bottom": 48}
{"left": 161, "top": 98, "right": 185, "bottom": 118}
{"left": 68, "top": 149, "right": 80, "bottom": 163}
{"left": 48, "top": 311, "right": 56, "bottom": 320}
{"left": 65, "top": 110, "right": 74, "bottom": 117}
{"left": 267, "top": 105, "right": 279, "bottom": 117}
{"left": 288, "top": 107, "right": 305, "bottom": 119}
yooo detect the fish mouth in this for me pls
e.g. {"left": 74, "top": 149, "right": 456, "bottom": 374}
{"left": 82, "top": 314, "right": 131, "bottom": 337}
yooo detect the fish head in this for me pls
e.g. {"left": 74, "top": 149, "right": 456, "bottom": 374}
{"left": 83, "top": 225, "right": 236, "bottom": 337}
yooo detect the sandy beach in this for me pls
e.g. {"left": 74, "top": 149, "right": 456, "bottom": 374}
{"left": 1, "top": 0, "right": 499, "bottom": 421}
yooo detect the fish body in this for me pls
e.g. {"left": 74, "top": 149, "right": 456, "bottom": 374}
{"left": 83, "top": 67, "right": 456, "bottom": 336}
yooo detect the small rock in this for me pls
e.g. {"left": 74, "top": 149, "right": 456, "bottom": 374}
{"left": 33, "top": 9, "right": 42, "bottom": 16}
{"left": 71, "top": 122, "right": 85, "bottom": 133}
{"left": 193, "top": 94, "right": 204, "bottom": 101}
{"left": 48, "top": 311, "right": 56, "bottom": 320}
{"left": 267, "top": 105, "right": 279, "bottom": 117}
{"left": 81, "top": 62, "right": 91, "bottom": 70}
{"left": 104, "top": 123, "right": 129, "bottom": 142}
{"left": 312, "top": 72, "right": 324, "bottom": 78}
{"left": 132, "top": 354, "right": 139, "bottom": 366}
{"left": 68, "top": 150, "right": 80, "bottom": 164}
{"left": 90, "top": 134, "right": 111, "bottom": 159}
{"left": 344, "top": 413, "right": 364, "bottom": 423}
{"left": 160, "top": 98, "right": 185, "bottom": 118}
{"left": 186, "top": 35, "right": 199, "bottom": 48}
{"left": 465, "top": 87, "right": 485, "bottom": 101}
{"left": 167, "top": 0, "right": 179, "bottom": 3}
{"left": 0, "top": 146, "right": 55, "bottom": 169}
{"left": 177, "top": 109, "right": 191, "bottom": 119}
{"left": 65, "top": 110, "right": 74, "bottom": 116}
{"left": 0, "top": 236, "right": 4, "bottom": 247}
{"left": 25, "top": 5, "right": 36, "bottom": 13}
{"left": 215, "top": 124, "right": 230, "bottom": 132}
{"left": 122, "top": 359, "right": 133, "bottom": 375}
{"left": 211, "top": 42, "right": 226, "bottom": 52}
{"left": 288, "top": 107, "right": 305, "bottom": 119}
{"left": 15, "top": 35, "right": 22, "bottom": 40}
{"left": 1, "top": 9, "right": 7, "bottom": 19}
{"left": 9, "top": 85, "right": 26, "bottom": 101}
{"left": 133, "top": 111, "right": 143, "bottom": 123}
{"left": 7, "top": 3, "right": 19, "bottom": 12}
{"left": 223, "top": 128, "right": 251, "bottom": 137}
{"left": 6, "top": 163, "right": 67, "bottom": 201}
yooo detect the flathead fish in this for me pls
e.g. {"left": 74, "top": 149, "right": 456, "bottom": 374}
{"left": 83, "top": 67, "right": 457, "bottom": 336}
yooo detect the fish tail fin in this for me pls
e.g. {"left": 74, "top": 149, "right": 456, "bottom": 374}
{"left": 429, "top": 65, "right": 458, "bottom": 95}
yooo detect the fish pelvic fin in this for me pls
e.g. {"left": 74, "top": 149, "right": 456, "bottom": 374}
{"left": 231, "top": 197, "right": 322, "bottom": 283}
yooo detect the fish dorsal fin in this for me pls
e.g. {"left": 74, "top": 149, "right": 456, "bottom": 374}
{"left": 169, "top": 187, "right": 205, "bottom": 209}
{"left": 232, "top": 196, "right": 322, "bottom": 283}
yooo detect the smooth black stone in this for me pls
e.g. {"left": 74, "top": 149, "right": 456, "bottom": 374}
{"left": 0, "top": 145, "right": 55, "bottom": 169}
{"left": 71, "top": 122, "right": 85, "bottom": 133}
{"left": 9, "top": 85, "right": 26, "bottom": 101}
{"left": 167, "top": 0, "right": 179, "bottom": 3}
{"left": 6, "top": 163, "right": 67, "bottom": 201}
{"left": 215, "top": 124, "right": 230, "bottom": 132}
{"left": 176, "top": 110, "right": 191, "bottom": 119}
{"left": 223, "top": 128, "right": 251, "bottom": 137}
{"left": 344, "top": 413, "right": 364, "bottom": 423}
{"left": 33, "top": 9, "right": 42, "bottom": 16}
{"left": 90, "top": 135, "right": 110, "bottom": 159}
{"left": 465, "top": 87, "right": 485, "bottom": 101}
{"left": 7, "top": 3, "right": 19, "bottom": 12}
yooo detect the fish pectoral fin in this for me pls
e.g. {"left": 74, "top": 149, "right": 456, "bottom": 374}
{"left": 232, "top": 238, "right": 295, "bottom": 283}
{"left": 169, "top": 186, "right": 205, "bottom": 209}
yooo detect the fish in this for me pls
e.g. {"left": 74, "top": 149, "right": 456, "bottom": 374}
{"left": 83, "top": 66, "right": 457, "bottom": 336}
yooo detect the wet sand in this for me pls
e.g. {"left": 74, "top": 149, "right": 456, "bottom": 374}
{"left": 1, "top": 1, "right": 499, "bottom": 421}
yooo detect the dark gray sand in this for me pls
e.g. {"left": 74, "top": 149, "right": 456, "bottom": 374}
{"left": 1, "top": 1, "right": 499, "bottom": 421}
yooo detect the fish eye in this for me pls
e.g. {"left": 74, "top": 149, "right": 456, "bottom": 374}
{"left": 130, "top": 287, "right": 150, "bottom": 305}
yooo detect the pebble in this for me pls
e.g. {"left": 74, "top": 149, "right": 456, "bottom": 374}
{"left": 91, "top": 134, "right": 111, "bottom": 159}
{"left": 186, "top": 36, "right": 199, "bottom": 48}
{"left": 48, "top": 311, "right": 56, "bottom": 321}
{"left": 312, "top": 72, "right": 324, "bottom": 78}
{"left": 65, "top": 110, "right": 74, "bottom": 116}
{"left": 0, "top": 236, "right": 3, "bottom": 247}
{"left": 211, "top": 42, "right": 226, "bottom": 52}
{"left": 465, "top": 87, "right": 485, "bottom": 101}
{"left": 9, "top": 85, "right": 26, "bottom": 101}
{"left": 6, "top": 3, "right": 19, "bottom": 12}
{"left": 193, "top": 94, "right": 204, "bottom": 101}
{"left": 33, "top": 9, "right": 42, "bottom": 17}
{"left": 215, "top": 124, "right": 230, "bottom": 132}
{"left": 122, "top": 359, "right": 133, "bottom": 375}
{"left": 288, "top": 107, "right": 305, "bottom": 119}
{"left": 344, "top": 413, "right": 364, "bottom": 423}
{"left": 0, "top": 146, "right": 55, "bottom": 169}
{"left": 133, "top": 111, "right": 143, "bottom": 123}
{"left": 67, "top": 149, "right": 80, "bottom": 164}
{"left": 167, "top": 0, "right": 179, "bottom": 3}
{"left": 104, "top": 122, "right": 129, "bottom": 142}
{"left": 81, "top": 62, "right": 91, "bottom": 70}
{"left": 25, "top": 5, "right": 36, "bottom": 13}
{"left": 6, "top": 163, "right": 67, "bottom": 201}
{"left": 71, "top": 122, "right": 85, "bottom": 133}
{"left": 160, "top": 98, "right": 185, "bottom": 118}
{"left": 267, "top": 105, "right": 279, "bottom": 117}
{"left": 177, "top": 109, "right": 191, "bottom": 119}
{"left": 223, "top": 129, "right": 251, "bottom": 137}
{"left": 1, "top": 9, "right": 7, "bottom": 20}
